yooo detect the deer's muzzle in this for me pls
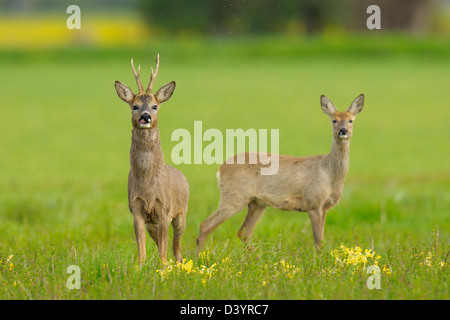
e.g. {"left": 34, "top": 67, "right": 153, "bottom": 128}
{"left": 139, "top": 113, "right": 152, "bottom": 128}
{"left": 338, "top": 128, "right": 349, "bottom": 139}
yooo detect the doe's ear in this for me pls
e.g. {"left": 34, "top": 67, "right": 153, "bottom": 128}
{"left": 115, "top": 81, "right": 135, "bottom": 104}
{"left": 320, "top": 95, "right": 337, "bottom": 116}
{"left": 155, "top": 81, "right": 176, "bottom": 104}
{"left": 347, "top": 94, "right": 364, "bottom": 115}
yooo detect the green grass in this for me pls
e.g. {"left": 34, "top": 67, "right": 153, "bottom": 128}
{"left": 0, "top": 35, "right": 449, "bottom": 299}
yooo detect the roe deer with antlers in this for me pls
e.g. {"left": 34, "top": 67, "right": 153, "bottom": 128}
{"left": 196, "top": 94, "right": 364, "bottom": 252}
{"left": 114, "top": 55, "right": 189, "bottom": 266}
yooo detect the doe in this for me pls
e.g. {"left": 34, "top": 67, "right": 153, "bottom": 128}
{"left": 115, "top": 55, "right": 189, "bottom": 266}
{"left": 196, "top": 94, "right": 364, "bottom": 251}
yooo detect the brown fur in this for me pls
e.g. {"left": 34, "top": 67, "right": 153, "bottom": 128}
{"left": 196, "top": 94, "right": 364, "bottom": 251}
{"left": 115, "top": 57, "right": 189, "bottom": 266}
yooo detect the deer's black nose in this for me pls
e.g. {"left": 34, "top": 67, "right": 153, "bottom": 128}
{"left": 140, "top": 113, "right": 151, "bottom": 122}
{"left": 339, "top": 128, "right": 348, "bottom": 135}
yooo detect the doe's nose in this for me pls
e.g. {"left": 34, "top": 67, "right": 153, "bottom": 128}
{"left": 339, "top": 128, "right": 348, "bottom": 135}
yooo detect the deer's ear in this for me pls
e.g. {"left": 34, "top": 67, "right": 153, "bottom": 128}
{"left": 347, "top": 94, "right": 364, "bottom": 115}
{"left": 321, "top": 95, "right": 337, "bottom": 116}
{"left": 115, "top": 81, "right": 135, "bottom": 104}
{"left": 155, "top": 81, "right": 176, "bottom": 104}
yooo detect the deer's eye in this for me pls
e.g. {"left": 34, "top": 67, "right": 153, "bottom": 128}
{"left": 133, "top": 105, "right": 139, "bottom": 111}
{"left": 152, "top": 105, "right": 158, "bottom": 110}
{"left": 332, "top": 120, "right": 338, "bottom": 124}
{"left": 349, "top": 120, "right": 353, "bottom": 123}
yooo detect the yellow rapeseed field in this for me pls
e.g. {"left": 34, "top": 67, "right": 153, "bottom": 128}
{"left": 0, "top": 14, "right": 149, "bottom": 49}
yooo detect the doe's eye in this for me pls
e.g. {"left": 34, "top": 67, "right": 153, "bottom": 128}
{"left": 133, "top": 105, "right": 139, "bottom": 111}
{"left": 152, "top": 105, "right": 158, "bottom": 111}
{"left": 349, "top": 120, "right": 353, "bottom": 123}
{"left": 332, "top": 120, "right": 338, "bottom": 124}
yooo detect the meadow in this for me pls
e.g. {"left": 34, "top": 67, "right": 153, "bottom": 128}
{"left": 0, "top": 35, "right": 449, "bottom": 300}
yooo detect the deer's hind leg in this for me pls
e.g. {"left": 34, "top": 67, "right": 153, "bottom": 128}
{"left": 146, "top": 224, "right": 158, "bottom": 246}
{"left": 196, "top": 192, "right": 249, "bottom": 253}
{"left": 238, "top": 199, "right": 267, "bottom": 242}
{"left": 171, "top": 208, "right": 187, "bottom": 263}
{"left": 149, "top": 200, "right": 169, "bottom": 265}
{"left": 157, "top": 217, "right": 169, "bottom": 265}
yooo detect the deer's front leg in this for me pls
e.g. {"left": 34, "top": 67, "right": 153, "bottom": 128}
{"left": 133, "top": 214, "right": 146, "bottom": 268}
{"left": 308, "top": 209, "right": 325, "bottom": 249}
{"left": 131, "top": 199, "right": 148, "bottom": 268}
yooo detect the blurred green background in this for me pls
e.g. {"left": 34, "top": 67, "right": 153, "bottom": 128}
{"left": 0, "top": 0, "right": 449, "bottom": 299}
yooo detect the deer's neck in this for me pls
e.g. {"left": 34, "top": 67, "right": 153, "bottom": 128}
{"left": 130, "top": 128, "right": 165, "bottom": 174}
{"left": 326, "top": 138, "right": 350, "bottom": 187}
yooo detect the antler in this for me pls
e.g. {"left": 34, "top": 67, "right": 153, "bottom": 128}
{"left": 131, "top": 58, "right": 144, "bottom": 94}
{"left": 146, "top": 54, "right": 160, "bottom": 94}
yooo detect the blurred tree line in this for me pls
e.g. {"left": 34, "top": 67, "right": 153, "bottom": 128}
{"left": 0, "top": 0, "right": 137, "bottom": 11}
{"left": 139, "top": 0, "right": 344, "bottom": 35}
{"left": 139, "top": 0, "right": 439, "bottom": 35}
{"left": 0, "top": 0, "right": 442, "bottom": 35}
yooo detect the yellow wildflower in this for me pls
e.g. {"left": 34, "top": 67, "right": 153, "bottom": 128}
{"left": 422, "top": 251, "right": 432, "bottom": 267}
